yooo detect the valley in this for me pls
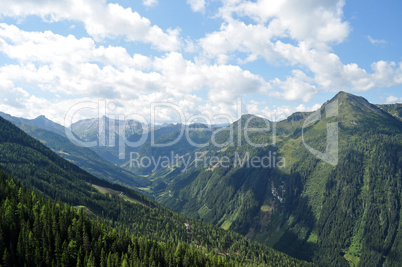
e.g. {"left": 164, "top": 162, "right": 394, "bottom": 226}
{"left": 1, "top": 91, "right": 401, "bottom": 266}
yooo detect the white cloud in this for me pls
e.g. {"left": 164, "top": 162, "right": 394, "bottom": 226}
{"left": 187, "top": 0, "right": 206, "bottom": 13}
{"left": 153, "top": 52, "right": 271, "bottom": 103}
{"left": 272, "top": 70, "right": 317, "bottom": 102}
{"left": 0, "top": 24, "right": 274, "bottom": 125}
{"left": 246, "top": 100, "right": 321, "bottom": 121}
{"left": 143, "top": 0, "right": 158, "bottom": 7}
{"left": 215, "top": 0, "right": 349, "bottom": 49}
{"left": 368, "top": 35, "right": 387, "bottom": 45}
{"left": 385, "top": 95, "right": 402, "bottom": 104}
{"left": 370, "top": 61, "right": 402, "bottom": 88}
{"left": 269, "top": 40, "right": 402, "bottom": 94}
{"left": 197, "top": 0, "right": 401, "bottom": 100}
{"left": 0, "top": 0, "right": 181, "bottom": 51}
{"left": 0, "top": 80, "right": 29, "bottom": 108}
{"left": 0, "top": 1, "right": 400, "bottom": 123}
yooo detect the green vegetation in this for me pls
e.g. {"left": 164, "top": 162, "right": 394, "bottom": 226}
{"left": 147, "top": 92, "right": 402, "bottom": 266}
{"left": 0, "top": 172, "right": 252, "bottom": 266}
{"left": 377, "top": 103, "right": 402, "bottom": 121}
{"left": 2, "top": 92, "right": 401, "bottom": 266}
{"left": 2, "top": 113, "right": 148, "bottom": 188}
{"left": 0, "top": 115, "right": 311, "bottom": 266}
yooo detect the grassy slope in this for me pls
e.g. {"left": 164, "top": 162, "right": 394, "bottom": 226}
{"left": 2, "top": 113, "right": 149, "bottom": 188}
{"left": 153, "top": 92, "right": 402, "bottom": 265}
{"left": 0, "top": 115, "right": 311, "bottom": 266}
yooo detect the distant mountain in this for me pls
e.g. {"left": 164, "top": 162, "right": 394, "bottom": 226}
{"left": 68, "top": 116, "right": 145, "bottom": 165}
{"left": 148, "top": 92, "right": 402, "bottom": 266}
{"left": 0, "top": 112, "right": 66, "bottom": 137}
{"left": 1, "top": 112, "right": 149, "bottom": 188}
{"left": 2, "top": 92, "right": 400, "bottom": 266}
{"left": 70, "top": 115, "right": 143, "bottom": 143}
{"left": 0, "top": 115, "right": 311, "bottom": 266}
{"left": 377, "top": 103, "right": 402, "bottom": 121}
{"left": 122, "top": 123, "right": 217, "bottom": 175}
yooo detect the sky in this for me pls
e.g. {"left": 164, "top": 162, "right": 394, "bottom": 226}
{"left": 0, "top": 0, "right": 401, "bottom": 126}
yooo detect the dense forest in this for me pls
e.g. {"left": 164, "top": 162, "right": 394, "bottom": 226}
{"left": 0, "top": 116, "right": 311, "bottom": 266}
{"left": 150, "top": 92, "right": 402, "bottom": 266}
{"left": 0, "top": 171, "right": 276, "bottom": 266}
{"left": 1, "top": 92, "right": 401, "bottom": 266}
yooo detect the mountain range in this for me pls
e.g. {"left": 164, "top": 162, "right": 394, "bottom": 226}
{"left": 152, "top": 92, "right": 402, "bottom": 266}
{"left": 1, "top": 91, "right": 401, "bottom": 266}
{"left": 0, "top": 109, "right": 311, "bottom": 266}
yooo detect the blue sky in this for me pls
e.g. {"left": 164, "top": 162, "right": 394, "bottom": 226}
{"left": 0, "top": 0, "right": 401, "bottom": 125}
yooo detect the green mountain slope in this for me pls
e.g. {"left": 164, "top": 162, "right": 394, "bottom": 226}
{"left": 70, "top": 116, "right": 144, "bottom": 165}
{"left": 377, "top": 103, "right": 402, "bottom": 121}
{"left": 0, "top": 172, "right": 246, "bottom": 266}
{"left": 152, "top": 92, "right": 402, "bottom": 266}
{"left": 0, "top": 112, "right": 67, "bottom": 137}
{"left": 1, "top": 112, "right": 149, "bottom": 188}
{"left": 0, "top": 115, "right": 311, "bottom": 266}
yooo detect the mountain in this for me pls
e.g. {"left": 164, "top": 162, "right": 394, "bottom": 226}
{"left": 147, "top": 92, "right": 402, "bottom": 266}
{"left": 70, "top": 116, "right": 143, "bottom": 143}
{"left": 71, "top": 118, "right": 221, "bottom": 169}
{"left": 122, "top": 123, "right": 217, "bottom": 175}
{"left": 69, "top": 116, "right": 143, "bottom": 164}
{"left": 1, "top": 112, "right": 149, "bottom": 188}
{"left": 0, "top": 115, "right": 311, "bottom": 266}
{"left": 0, "top": 172, "right": 248, "bottom": 266}
{"left": 377, "top": 103, "right": 402, "bottom": 121}
{"left": 0, "top": 112, "right": 66, "bottom": 137}
{"left": 2, "top": 91, "right": 400, "bottom": 266}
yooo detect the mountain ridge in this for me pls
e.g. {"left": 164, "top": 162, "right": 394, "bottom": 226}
{"left": 1, "top": 91, "right": 401, "bottom": 266}
{"left": 147, "top": 92, "right": 402, "bottom": 266}
{"left": 0, "top": 114, "right": 311, "bottom": 266}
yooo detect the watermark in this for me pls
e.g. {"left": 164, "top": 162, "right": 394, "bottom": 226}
{"left": 64, "top": 99, "right": 278, "bottom": 156}
{"left": 64, "top": 98, "right": 338, "bottom": 171}
{"left": 302, "top": 100, "right": 338, "bottom": 166}
{"left": 129, "top": 151, "right": 285, "bottom": 173}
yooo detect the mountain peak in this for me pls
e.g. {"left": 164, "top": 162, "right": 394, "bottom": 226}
{"left": 323, "top": 91, "right": 386, "bottom": 118}
{"left": 34, "top": 114, "right": 47, "bottom": 121}
{"left": 331, "top": 91, "right": 365, "bottom": 103}
{"left": 32, "top": 114, "right": 55, "bottom": 125}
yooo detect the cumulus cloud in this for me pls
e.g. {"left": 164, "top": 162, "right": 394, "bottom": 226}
{"left": 194, "top": 0, "right": 397, "bottom": 100}
{"left": 272, "top": 70, "right": 317, "bottom": 102}
{"left": 210, "top": 0, "right": 349, "bottom": 51}
{"left": 385, "top": 95, "right": 402, "bottom": 104}
{"left": 0, "top": 0, "right": 181, "bottom": 51}
{"left": 0, "top": 80, "right": 29, "bottom": 108}
{"left": 198, "top": 0, "right": 402, "bottom": 101}
{"left": 0, "top": 24, "right": 274, "bottom": 124}
{"left": 143, "top": 0, "right": 158, "bottom": 7}
{"left": 0, "top": 1, "right": 400, "bottom": 123}
{"left": 246, "top": 100, "right": 321, "bottom": 121}
{"left": 187, "top": 0, "right": 206, "bottom": 13}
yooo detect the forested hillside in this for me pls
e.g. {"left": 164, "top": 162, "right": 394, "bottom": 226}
{"left": 1, "top": 113, "right": 149, "bottom": 188}
{"left": 1, "top": 92, "right": 400, "bottom": 266}
{"left": 0, "top": 115, "right": 310, "bottom": 266}
{"left": 0, "top": 172, "right": 237, "bottom": 266}
{"left": 377, "top": 103, "right": 402, "bottom": 121}
{"left": 152, "top": 92, "right": 402, "bottom": 266}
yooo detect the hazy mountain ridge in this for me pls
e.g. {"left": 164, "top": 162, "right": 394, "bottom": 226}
{"left": 1, "top": 92, "right": 401, "bottom": 266}
{"left": 0, "top": 112, "right": 66, "bottom": 137}
{"left": 377, "top": 103, "right": 402, "bottom": 121}
{"left": 1, "top": 112, "right": 149, "bottom": 188}
{"left": 0, "top": 115, "right": 312, "bottom": 266}
{"left": 148, "top": 92, "right": 402, "bottom": 266}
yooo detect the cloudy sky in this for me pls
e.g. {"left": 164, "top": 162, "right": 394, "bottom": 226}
{"left": 0, "top": 0, "right": 401, "bottom": 125}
